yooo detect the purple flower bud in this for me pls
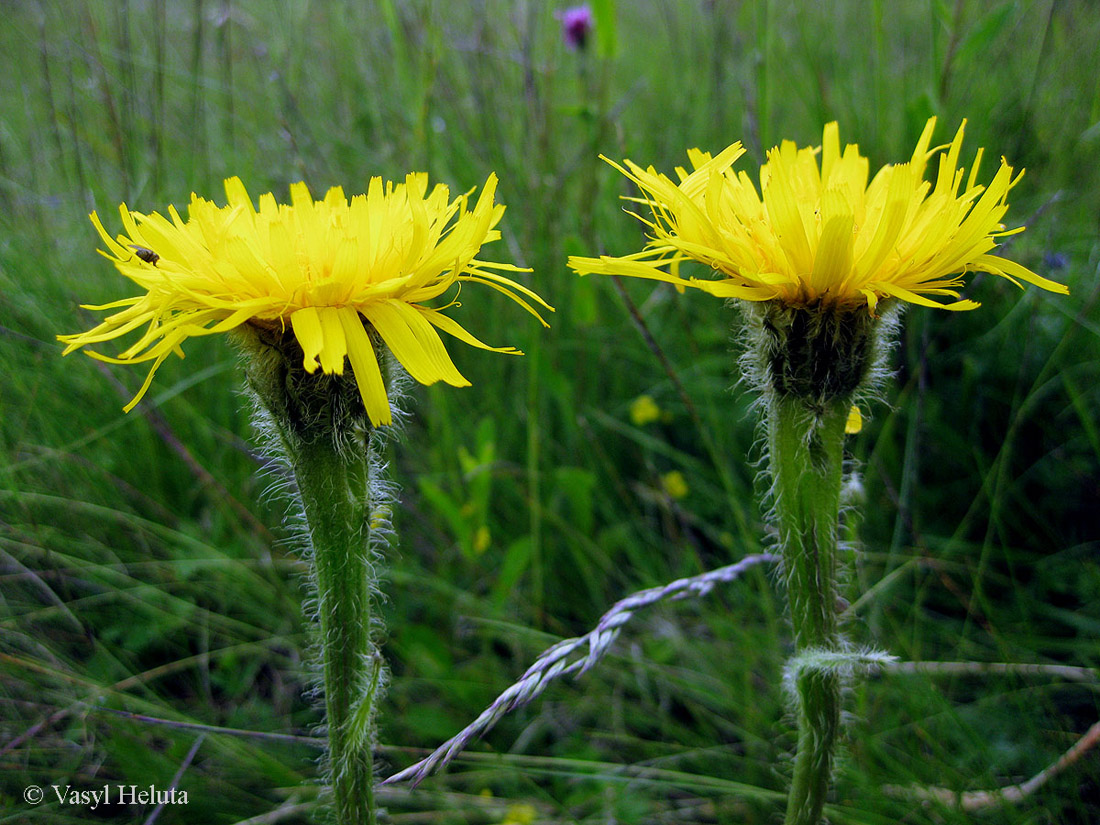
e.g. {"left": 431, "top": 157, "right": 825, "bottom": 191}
{"left": 1043, "top": 251, "right": 1068, "bottom": 271}
{"left": 556, "top": 5, "right": 593, "bottom": 51}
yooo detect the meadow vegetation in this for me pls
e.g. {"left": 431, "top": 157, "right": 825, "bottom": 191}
{"left": 1, "top": 1, "right": 1098, "bottom": 822}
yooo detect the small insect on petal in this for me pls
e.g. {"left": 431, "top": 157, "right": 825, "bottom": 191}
{"left": 130, "top": 245, "right": 160, "bottom": 266}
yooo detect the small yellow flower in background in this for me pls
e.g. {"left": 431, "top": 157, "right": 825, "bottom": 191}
{"left": 477, "top": 791, "right": 537, "bottom": 825}
{"left": 661, "top": 470, "right": 689, "bottom": 500}
{"left": 473, "top": 525, "right": 492, "bottom": 555}
{"left": 629, "top": 393, "right": 662, "bottom": 426}
{"left": 569, "top": 118, "right": 1067, "bottom": 313}
{"left": 60, "top": 174, "right": 551, "bottom": 425}
{"left": 845, "top": 405, "right": 863, "bottom": 434}
{"left": 500, "top": 803, "right": 537, "bottom": 825}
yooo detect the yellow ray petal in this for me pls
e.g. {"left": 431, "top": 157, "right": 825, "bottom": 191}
{"left": 975, "top": 254, "right": 1070, "bottom": 294}
{"left": 337, "top": 307, "right": 390, "bottom": 426}
{"left": 845, "top": 405, "right": 862, "bottom": 434}
{"left": 872, "top": 280, "right": 980, "bottom": 310}
{"left": 291, "top": 306, "right": 325, "bottom": 373}
{"left": 363, "top": 300, "right": 469, "bottom": 387}
{"left": 316, "top": 307, "right": 349, "bottom": 374}
{"left": 419, "top": 307, "right": 522, "bottom": 354}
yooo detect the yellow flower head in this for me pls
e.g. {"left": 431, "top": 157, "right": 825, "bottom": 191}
{"left": 569, "top": 118, "right": 1067, "bottom": 312}
{"left": 60, "top": 174, "right": 551, "bottom": 425}
{"left": 661, "top": 470, "right": 689, "bottom": 500}
{"left": 629, "top": 394, "right": 662, "bottom": 426}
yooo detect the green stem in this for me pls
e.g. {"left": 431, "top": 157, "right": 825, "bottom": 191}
{"left": 769, "top": 396, "right": 847, "bottom": 825}
{"left": 290, "top": 434, "right": 378, "bottom": 825}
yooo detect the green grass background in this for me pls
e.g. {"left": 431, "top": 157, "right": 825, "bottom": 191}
{"left": 1, "top": 1, "right": 1098, "bottom": 822}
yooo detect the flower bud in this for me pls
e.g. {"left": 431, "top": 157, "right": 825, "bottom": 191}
{"left": 747, "top": 300, "right": 881, "bottom": 405}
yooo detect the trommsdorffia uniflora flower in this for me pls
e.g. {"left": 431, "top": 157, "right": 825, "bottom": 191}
{"left": 569, "top": 117, "right": 1067, "bottom": 315}
{"left": 60, "top": 174, "right": 551, "bottom": 426}
{"left": 571, "top": 119, "right": 1069, "bottom": 825}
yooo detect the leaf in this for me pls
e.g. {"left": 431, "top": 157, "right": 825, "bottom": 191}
{"left": 552, "top": 466, "right": 597, "bottom": 535}
{"left": 957, "top": 4, "right": 1015, "bottom": 67}
{"left": 417, "top": 476, "right": 465, "bottom": 541}
{"left": 592, "top": 0, "right": 618, "bottom": 58}
{"left": 490, "top": 536, "right": 533, "bottom": 609}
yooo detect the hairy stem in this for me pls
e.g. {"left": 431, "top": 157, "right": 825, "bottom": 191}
{"left": 234, "top": 323, "right": 387, "bottom": 824}
{"left": 290, "top": 434, "right": 379, "bottom": 825}
{"left": 769, "top": 397, "right": 847, "bottom": 825}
